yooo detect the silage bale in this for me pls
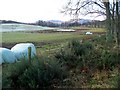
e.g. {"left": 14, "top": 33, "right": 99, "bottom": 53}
{"left": 86, "top": 32, "right": 93, "bottom": 35}
{"left": 0, "top": 56, "right": 3, "bottom": 65}
{"left": 11, "top": 43, "right": 36, "bottom": 60}
{"left": 0, "top": 48, "right": 17, "bottom": 64}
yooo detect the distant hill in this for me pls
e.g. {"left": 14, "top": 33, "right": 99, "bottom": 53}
{"left": 0, "top": 20, "right": 25, "bottom": 24}
{"left": 47, "top": 20, "right": 63, "bottom": 24}
{"left": 68, "top": 19, "right": 93, "bottom": 24}
{"left": 47, "top": 19, "right": 95, "bottom": 25}
{"left": 77, "top": 19, "right": 93, "bottom": 24}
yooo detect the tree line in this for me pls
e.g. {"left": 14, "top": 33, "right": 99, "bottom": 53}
{"left": 0, "top": 19, "right": 105, "bottom": 28}
{"left": 36, "top": 20, "right": 105, "bottom": 28}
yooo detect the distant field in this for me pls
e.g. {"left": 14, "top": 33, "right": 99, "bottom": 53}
{"left": 71, "top": 26, "right": 106, "bottom": 31}
{"left": 1, "top": 27, "right": 106, "bottom": 45}
{"left": 0, "top": 27, "right": 105, "bottom": 44}
{"left": 2, "top": 32, "right": 85, "bottom": 43}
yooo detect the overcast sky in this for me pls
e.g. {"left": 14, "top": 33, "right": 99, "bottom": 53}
{"left": 0, "top": 0, "right": 105, "bottom": 23}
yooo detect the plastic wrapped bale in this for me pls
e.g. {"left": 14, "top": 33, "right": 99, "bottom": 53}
{"left": 11, "top": 43, "right": 36, "bottom": 60}
{"left": 0, "top": 48, "right": 17, "bottom": 64}
{"left": 86, "top": 32, "right": 93, "bottom": 35}
{"left": 0, "top": 55, "right": 3, "bottom": 65}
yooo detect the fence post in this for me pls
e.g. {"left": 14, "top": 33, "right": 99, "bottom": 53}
{"left": 28, "top": 47, "right": 32, "bottom": 64}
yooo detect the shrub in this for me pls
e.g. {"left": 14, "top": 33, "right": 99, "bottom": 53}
{"left": 2, "top": 56, "right": 67, "bottom": 88}
{"left": 55, "top": 38, "right": 119, "bottom": 71}
{"left": 2, "top": 59, "right": 29, "bottom": 88}
{"left": 55, "top": 48, "right": 79, "bottom": 68}
{"left": 100, "top": 50, "right": 120, "bottom": 70}
{"left": 55, "top": 40, "right": 93, "bottom": 68}
{"left": 18, "top": 56, "right": 67, "bottom": 88}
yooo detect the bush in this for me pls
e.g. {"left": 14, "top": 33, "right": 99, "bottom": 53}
{"left": 18, "top": 57, "right": 67, "bottom": 88}
{"left": 2, "top": 59, "right": 29, "bottom": 88}
{"left": 55, "top": 38, "right": 119, "bottom": 71}
{"left": 55, "top": 40, "right": 93, "bottom": 68}
{"left": 2, "top": 56, "right": 67, "bottom": 88}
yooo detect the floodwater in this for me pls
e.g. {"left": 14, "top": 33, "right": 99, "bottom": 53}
{"left": 0, "top": 23, "right": 54, "bottom": 32}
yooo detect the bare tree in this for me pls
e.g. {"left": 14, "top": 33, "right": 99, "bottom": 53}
{"left": 62, "top": 0, "right": 120, "bottom": 45}
{"left": 115, "top": 0, "right": 120, "bottom": 46}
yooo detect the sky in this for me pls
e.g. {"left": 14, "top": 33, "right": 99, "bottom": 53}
{"left": 0, "top": 0, "right": 105, "bottom": 23}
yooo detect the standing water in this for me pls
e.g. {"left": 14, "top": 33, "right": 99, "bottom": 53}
{"left": 0, "top": 23, "right": 54, "bottom": 32}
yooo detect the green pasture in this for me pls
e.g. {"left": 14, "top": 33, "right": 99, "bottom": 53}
{"left": 71, "top": 27, "right": 106, "bottom": 32}
{"left": 89, "top": 28, "right": 106, "bottom": 32}
{"left": 1, "top": 27, "right": 106, "bottom": 56}
{"left": 2, "top": 32, "right": 85, "bottom": 43}
{"left": 2, "top": 27, "right": 106, "bottom": 44}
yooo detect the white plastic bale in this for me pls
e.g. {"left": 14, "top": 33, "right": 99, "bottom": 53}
{"left": 86, "top": 32, "right": 93, "bottom": 35}
{"left": 0, "top": 56, "right": 3, "bottom": 65}
{"left": 11, "top": 43, "right": 36, "bottom": 60}
{"left": 0, "top": 48, "right": 17, "bottom": 64}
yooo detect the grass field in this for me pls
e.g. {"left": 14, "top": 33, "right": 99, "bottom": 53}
{"left": 1, "top": 27, "right": 106, "bottom": 55}
{"left": 2, "top": 32, "right": 84, "bottom": 43}
{"left": 2, "top": 27, "right": 106, "bottom": 44}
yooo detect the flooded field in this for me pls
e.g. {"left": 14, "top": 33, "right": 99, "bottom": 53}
{"left": 0, "top": 23, "right": 54, "bottom": 32}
